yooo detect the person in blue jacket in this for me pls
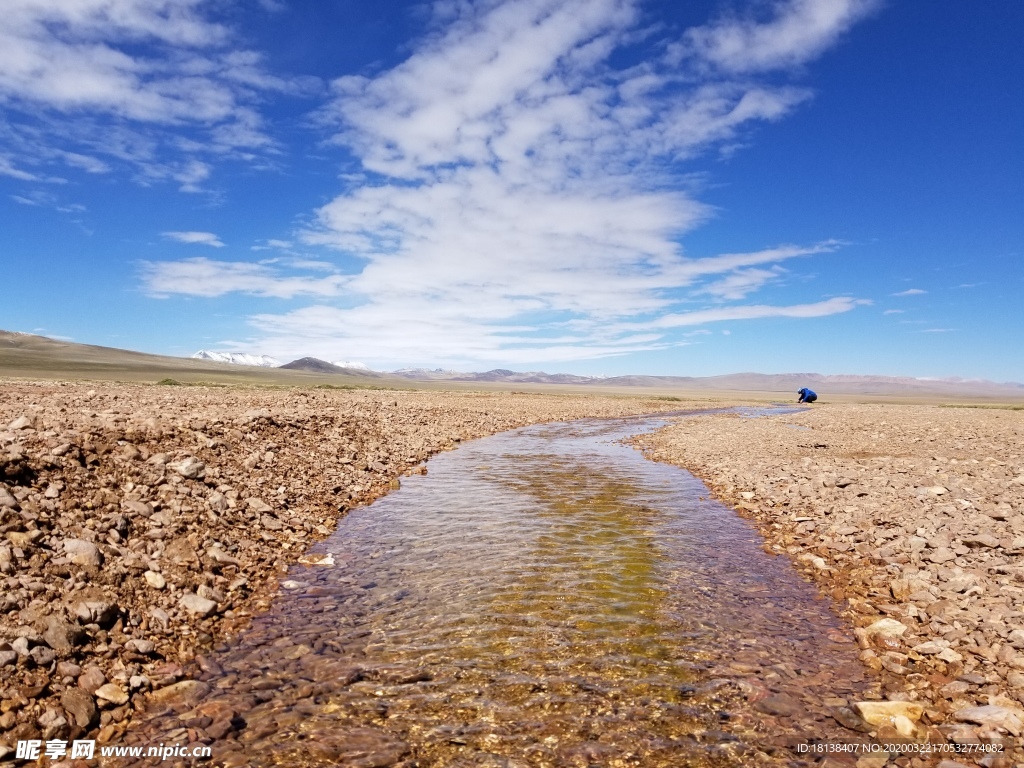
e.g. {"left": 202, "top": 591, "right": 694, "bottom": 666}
{"left": 797, "top": 387, "right": 818, "bottom": 403}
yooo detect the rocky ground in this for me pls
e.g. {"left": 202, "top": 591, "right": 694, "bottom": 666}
{"left": 636, "top": 402, "right": 1024, "bottom": 766}
{"left": 0, "top": 380, "right": 688, "bottom": 763}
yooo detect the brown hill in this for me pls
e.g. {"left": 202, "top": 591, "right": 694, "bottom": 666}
{"left": 0, "top": 331, "right": 381, "bottom": 386}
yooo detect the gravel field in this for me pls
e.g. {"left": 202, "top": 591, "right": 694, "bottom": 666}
{"left": 636, "top": 402, "right": 1024, "bottom": 764}
{"left": 0, "top": 380, "right": 687, "bottom": 760}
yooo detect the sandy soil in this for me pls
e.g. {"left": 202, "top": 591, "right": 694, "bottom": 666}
{"left": 636, "top": 402, "right": 1024, "bottom": 763}
{"left": 0, "top": 380, "right": 689, "bottom": 759}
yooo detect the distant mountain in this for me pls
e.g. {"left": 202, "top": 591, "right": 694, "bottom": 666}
{"left": 192, "top": 350, "right": 281, "bottom": 367}
{"left": 280, "top": 357, "right": 380, "bottom": 377}
{"left": 389, "top": 367, "right": 595, "bottom": 384}
{"left": 332, "top": 360, "right": 369, "bottom": 371}
{"left": 279, "top": 357, "right": 347, "bottom": 373}
{"left": 387, "top": 367, "right": 1024, "bottom": 396}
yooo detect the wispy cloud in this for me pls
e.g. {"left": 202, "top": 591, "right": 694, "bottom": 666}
{"left": 892, "top": 288, "right": 927, "bottom": 296}
{"left": 919, "top": 328, "right": 955, "bottom": 333}
{"left": 162, "top": 231, "right": 225, "bottom": 248}
{"left": 674, "top": 0, "right": 879, "bottom": 73}
{"left": 882, "top": 309, "right": 905, "bottom": 315}
{"left": 0, "top": 0, "right": 318, "bottom": 186}
{"left": 149, "top": 0, "right": 875, "bottom": 365}
{"left": 140, "top": 257, "right": 348, "bottom": 299}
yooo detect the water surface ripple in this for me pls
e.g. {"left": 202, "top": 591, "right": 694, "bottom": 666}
{"left": 125, "top": 413, "right": 875, "bottom": 766}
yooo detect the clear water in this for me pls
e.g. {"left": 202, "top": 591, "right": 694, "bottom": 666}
{"left": 121, "top": 414, "right": 873, "bottom": 767}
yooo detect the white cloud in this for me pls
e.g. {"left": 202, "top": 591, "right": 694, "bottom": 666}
{"left": 882, "top": 309, "right": 904, "bottom": 315}
{"left": 892, "top": 288, "right": 927, "bottom": 296}
{"left": 149, "top": 0, "right": 873, "bottom": 365}
{"left": 140, "top": 257, "right": 348, "bottom": 299}
{"left": 606, "top": 297, "right": 869, "bottom": 332}
{"left": 1, "top": 155, "right": 40, "bottom": 181}
{"left": 0, "top": 0, "right": 316, "bottom": 184}
{"left": 698, "top": 266, "right": 785, "bottom": 300}
{"left": 162, "top": 230, "right": 225, "bottom": 247}
{"left": 676, "top": 0, "right": 879, "bottom": 73}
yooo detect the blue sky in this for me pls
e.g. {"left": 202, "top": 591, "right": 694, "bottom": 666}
{"left": 2, "top": 0, "right": 1021, "bottom": 380}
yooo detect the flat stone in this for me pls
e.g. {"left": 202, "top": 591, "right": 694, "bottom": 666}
{"left": 755, "top": 693, "right": 803, "bottom": 717}
{"left": 125, "top": 638, "right": 155, "bottom": 655}
{"left": 206, "top": 548, "right": 240, "bottom": 566}
{"left": 144, "top": 570, "right": 166, "bottom": 589}
{"left": 260, "top": 514, "right": 283, "bottom": 531}
{"left": 864, "top": 618, "right": 907, "bottom": 637}
{"left": 7, "top": 415, "right": 35, "bottom": 430}
{"left": 911, "top": 640, "right": 949, "bottom": 655}
{"left": 6, "top": 530, "right": 41, "bottom": 548}
{"left": 853, "top": 700, "right": 924, "bottom": 726}
{"left": 122, "top": 500, "right": 153, "bottom": 516}
{"left": 962, "top": 534, "right": 1000, "bottom": 548}
{"left": 179, "top": 592, "right": 218, "bottom": 617}
{"left": 927, "top": 547, "right": 956, "bottom": 564}
{"left": 147, "top": 680, "right": 211, "bottom": 709}
{"left": 95, "top": 683, "right": 130, "bottom": 705}
{"left": 952, "top": 704, "right": 1024, "bottom": 735}
{"left": 246, "top": 497, "right": 273, "bottom": 514}
{"left": 298, "top": 552, "right": 335, "bottom": 566}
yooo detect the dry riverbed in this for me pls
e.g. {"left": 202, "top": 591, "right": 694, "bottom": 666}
{"left": 636, "top": 402, "right": 1024, "bottom": 765}
{"left": 0, "top": 380, "right": 690, "bottom": 761}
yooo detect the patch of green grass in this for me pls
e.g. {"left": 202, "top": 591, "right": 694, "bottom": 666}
{"left": 156, "top": 378, "right": 182, "bottom": 386}
{"left": 652, "top": 395, "right": 683, "bottom": 402}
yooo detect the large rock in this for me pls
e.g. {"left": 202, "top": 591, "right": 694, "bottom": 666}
{"left": 64, "top": 539, "right": 103, "bottom": 568}
{"left": 72, "top": 599, "right": 119, "bottom": 626}
{"left": 7, "top": 415, "right": 36, "bottom": 430}
{"left": 61, "top": 688, "right": 98, "bottom": 728}
{"left": 171, "top": 456, "right": 206, "bottom": 479}
{"left": 78, "top": 665, "right": 106, "bottom": 694}
{"left": 179, "top": 593, "right": 218, "bottom": 617}
{"left": 864, "top": 618, "right": 907, "bottom": 638}
{"left": 0, "top": 486, "right": 17, "bottom": 509}
{"left": 927, "top": 547, "right": 956, "bottom": 564}
{"left": 122, "top": 500, "right": 153, "bottom": 517}
{"left": 42, "top": 615, "right": 87, "bottom": 651}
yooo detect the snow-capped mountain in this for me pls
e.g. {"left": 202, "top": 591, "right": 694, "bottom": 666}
{"left": 192, "top": 350, "right": 281, "bottom": 367}
{"left": 332, "top": 360, "right": 370, "bottom": 370}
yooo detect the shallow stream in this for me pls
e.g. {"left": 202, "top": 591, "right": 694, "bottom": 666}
{"left": 123, "top": 411, "right": 876, "bottom": 766}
